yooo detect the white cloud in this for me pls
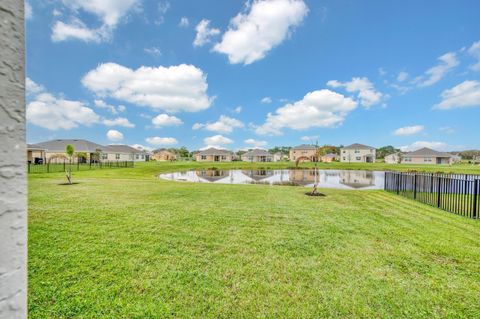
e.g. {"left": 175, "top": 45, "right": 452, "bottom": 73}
{"left": 434, "top": 80, "right": 480, "bottom": 110}
{"left": 467, "top": 41, "right": 480, "bottom": 71}
{"left": 327, "top": 77, "right": 383, "bottom": 108}
{"left": 400, "top": 141, "right": 448, "bottom": 152}
{"left": 51, "top": 18, "right": 106, "bottom": 43}
{"left": 25, "top": 1, "right": 32, "bottom": 19}
{"left": 155, "top": 1, "right": 170, "bottom": 25}
{"left": 193, "top": 115, "right": 244, "bottom": 133}
{"left": 439, "top": 126, "right": 455, "bottom": 134}
{"left": 131, "top": 144, "right": 152, "bottom": 151}
{"left": 117, "top": 105, "right": 126, "bottom": 112}
{"left": 82, "top": 63, "right": 213, "bottom": 113}
{"left": 94, "top": 99, "right": 119, "bottom": 114}
{"left": 213, "top": 0, "right": 309, "bottom": 65}
{"left": 393, "top": 125, "right": 424, "bottom": 136}
{"left": 203, "top": 135, "right": 234, "bottom": 147}
{"left": 52, "top": 0, "right": 140, "bottom": 42}
{"left": 144, "top": 47, "right": 161, "bottom": 57}
{"left": 193, "top": 19, "right": 220, "bottom": 47}
{"left": 233, "top": 106, "right": 242, "bottom": 114}
{"left": 397, "top": 71, "right": 408, "bottom": 82}
{"left": 261, "top": 97, "right": 272, "bottom": 104}
{"left": 255, "top": 89, "right": 357, "bottom": 135}
{"left": 27, "top": 92, "right": 100, "bottom": 130}
{"left": 152, "top": 113, "right": 183, "bottom": 127}
{"left": 106, "top": 129, "right": 124, "bottom": 141}
{"left": 414, "top": 52, "right": 459, "bottom": 87}
{"left": 300, "top": 135, "right": 319, "bottom": 142}
{"left": 245, "top": 138, "right": 267, "bottom": 148}
{"left": 146, "top": 136, "right": 178, "bottom": 146}
{"left": 378, "top": 68, "right": 387, "bottom": 76}
{"left": 26, "top": 77, "right": 44, "bottom": 95}
{"left": 179, "top": 17, "right": 189, "bottom": 27}
{"left": 103, "top": 117, "right": 135, "bottom": 128}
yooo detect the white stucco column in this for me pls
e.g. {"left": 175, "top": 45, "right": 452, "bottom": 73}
{"left": 0, "top": 0, "right": 27, "bottom": 318}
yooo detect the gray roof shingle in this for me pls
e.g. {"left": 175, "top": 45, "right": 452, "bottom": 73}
{"left": 242, "top": 149, "right": 272, "bottom": 157}
{"left": 197, "top": 148, "right": 233, "bottom": 155}
{"left": 103, "top": 144, "right": 145, "bottom": 154}
{"left": 291, "top": 144, "right": 317, "bottom": 150}
{"left": 342, "top": 143, "right": 375, "bottom": 150}
{"left": 36, "top": 139, "right": 104, "bottom": 153}
{"left": 406, "top": 147, "right": 452, "bottom": 158}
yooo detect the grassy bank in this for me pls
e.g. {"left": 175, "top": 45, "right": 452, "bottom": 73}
{"left": 29, "top": 162, "right": 480, "bottom": 318}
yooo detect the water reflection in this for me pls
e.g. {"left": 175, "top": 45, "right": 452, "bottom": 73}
{"left": 160, "top": 169, "right": 384, "bottom": 190}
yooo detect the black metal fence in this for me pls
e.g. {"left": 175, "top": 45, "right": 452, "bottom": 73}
{"left": 385, "top": 171, "right": 479, "bottom": 219}
{"left": 28, "top": 161, "right": 134, "bottom": 174}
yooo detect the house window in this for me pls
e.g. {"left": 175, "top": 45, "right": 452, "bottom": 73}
{"left": 404, "top": 157, "right": 411, "bottom": 162}
{"left": 115, "top": 154, "right": 120, "bottom": 160}
{"left": 201, "top": 155, "right": 207, "bottom": 160}
{"left": 356, "top": 157, "right": 361, "bottom": 161}
{"left": 342, "top": 150, "right": 346, "bottom": 153}
{"left": 141, "top": 155, "right": 144, "bottom": 159}
{"left": 221, "top": 156, "right": 226, "bottom": 160}
{"left": 135, "top": 154, "right": 139, "bottom": 159}
{"left": 424, "top": 157, "right": 432, "bottom": 162}
{"left": 101, "top": 153, "right": 108, "bottom": 160}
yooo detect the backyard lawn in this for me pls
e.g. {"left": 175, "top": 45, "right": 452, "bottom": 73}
{"left": 29, "top": 162, "right": 480, "bottom": 318}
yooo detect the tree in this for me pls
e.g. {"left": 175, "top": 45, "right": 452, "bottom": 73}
{"left": 177, "top": 146, "right": 190, "bottom": 158}
{"left": 376, "top": 145, "right": 400, "bottom": 159}
{"left": 65, "top": 144, "right": 74, "bottom": 184}
{"left": 269, "top": 146, "right": 291, "bottom": 155}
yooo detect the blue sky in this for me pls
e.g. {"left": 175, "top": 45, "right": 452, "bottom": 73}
{"left": 26, "top": 0, "right": 480, "bottom": 151}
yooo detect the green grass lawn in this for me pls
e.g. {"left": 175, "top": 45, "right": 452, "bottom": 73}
{"left": 29, "top": 162, "right": 480, "bottom": 318}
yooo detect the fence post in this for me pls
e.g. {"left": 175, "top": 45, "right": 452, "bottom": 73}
{"left": 437, "top": 176, "right": 442, "bottom": 208}
{"left": 473, "top": 179, "right": 478, "bottom": 219}
{"left": 77, "top": 161, "right": 79, "bottom": 171}
{"left": 413, "top": 174, "right": 417, "bottom": 199}
{"left": 27, "top": 163, "right": 30, "bottom": 174}
{"left": 396, "top": 172, "right": 400, "bottom": 195}
{"left": 63, "top": 160, "right": 65, "bottom": 172}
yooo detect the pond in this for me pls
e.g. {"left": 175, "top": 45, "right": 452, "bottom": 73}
{"left": 159, "top": 169, "right": 385, "bottom": 190}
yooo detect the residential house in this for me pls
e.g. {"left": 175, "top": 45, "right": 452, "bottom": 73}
{"left": 195, "top": 148, "right": 233, "bottom": 162}
{"left": 400, "top": 147, "right": 452, "bottom": 165}
{"left": 474, "top": 155, "right": 480, "bottom": 164}
{"left": 289, "top": 144, "right": 318, "bottom": 162}
{"left": 273, "top": 152, "right": 286, "bottom": 162}
{"left": 241, "top": 149, "right": 275, "bottom": 162}
{"left": 27, "top": 144, "right": 46, "bottom": 164}
{"left": 451, "top": 154, "right": 462, "bottom": 163}
{"left": 340, "top": 143, "right": 376, "bottom": 163}
{"left": 102, "top": 145, "right": 149, "bottom": 162}
{"left": 152, "top": 149, "right": 177, "bottom": 161}
{"left": 339, "top": 170, "right": 375, "bottom": 189}
{"left": 384, "top": 152, "right": 402, "bottom": 164}
{"left": 321, "top": 153, "right": 339, "bottom": 163}
{"left": 36, "top": 139, "right": 104, "bottom": 163}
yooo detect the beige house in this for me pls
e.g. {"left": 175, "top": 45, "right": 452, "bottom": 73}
{"left": 27, "top": 144, "right": 46, "bottom": 164}
{"left": 36, "top": 139, "right": 105, "bottom": 163}
{"left": 340, "top": 143, "right": 376, "bottom": 163}
{"left": 102, "top": 145, "right": 149, "bottom": 162}
{"left": 321, "top": 153, "right": 339, "bottom": 163}
{"left": 289, "top": 144, "right": 318, "bottom": 162}
{"left": 400, "top": 147, "right": 452, "bottom": 165}
{"left": 384, "top": 152, "right": 402, "bottom": 164}
{"left": 152, "top": 149, "right": 177, "bottom": 161}
{"left": 241, "top": 149, "right": 275, "bottom": 162}
{"left": 474, "top": 155, "right": 480, "bottom": 164}
{"left": 195, "top": 148, "right": 233, "bottom": 162}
